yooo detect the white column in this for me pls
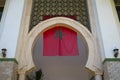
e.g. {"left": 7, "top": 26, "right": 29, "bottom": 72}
{"left": 19, "top": 71, "right": 26, "bottom": 80}
{"left": 95, "top": 74, "right": 102, "bottom": 80}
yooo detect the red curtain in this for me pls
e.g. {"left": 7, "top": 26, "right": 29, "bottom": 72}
{"left": 43, "top": 26, "right": 79, "bottom": 56}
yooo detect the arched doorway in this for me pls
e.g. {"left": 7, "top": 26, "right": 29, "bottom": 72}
{"left": 17, "top": 17, "right": 102, "bottom": 80}
{"left": 26, "top": 26, "right": 93, "bottom": 80}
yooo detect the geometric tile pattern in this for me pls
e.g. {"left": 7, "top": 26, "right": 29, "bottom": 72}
{"left": 29, "top": 0, "right": 90, "bottom": 31}
{"left": 103, "top": 61, "right": 120, "bottom": 80}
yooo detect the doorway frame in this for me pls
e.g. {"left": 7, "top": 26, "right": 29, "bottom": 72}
{"left": 16, "top": 0, "right": 103, "bottom": 79}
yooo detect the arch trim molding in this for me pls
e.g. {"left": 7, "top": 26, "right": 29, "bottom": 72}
{"left": 18, "top": 17, "right": 102, "bottom": 75}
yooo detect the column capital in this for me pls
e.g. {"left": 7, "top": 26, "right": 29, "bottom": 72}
{"left": 95, "top": 72, "right": 103, "bottom": 75}
{"left": 18, "top": 70, "right": 26, "bottom": 80}
{"left": 18, "top": 70, "right": 26, "bottom": 75}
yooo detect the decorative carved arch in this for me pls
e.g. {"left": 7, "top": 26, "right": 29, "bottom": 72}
{"left": 18, "top": 17, "right": 102, "bottom": 75}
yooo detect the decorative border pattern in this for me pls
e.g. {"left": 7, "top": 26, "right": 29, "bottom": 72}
{"left": 29, "top": 0, "right": 90, "bottom": 31}
{"left": 103, "top": 58, "right": 120, "bottom": 64}
{"left": 0, "top": 58, "right": 18, "bottom": 64}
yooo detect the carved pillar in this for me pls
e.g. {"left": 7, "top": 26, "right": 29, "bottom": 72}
{"left": 103, "top": 58, "right": 120, "bottom": 80}
{"left": 0, "top": 58, "right": 18, "bottom": 80}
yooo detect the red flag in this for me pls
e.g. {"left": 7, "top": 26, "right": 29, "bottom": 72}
{"left": 43, "top": 26, "right": 79, "bottom": 56}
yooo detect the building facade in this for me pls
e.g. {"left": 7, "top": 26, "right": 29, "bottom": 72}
{"left": 0, "top": 0, "right": 120, "bottom": 80}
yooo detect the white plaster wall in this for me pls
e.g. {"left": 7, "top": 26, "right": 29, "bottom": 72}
{"left": 0, "top": 0, "right": 25, "bottom": 58}
{"left": 94, "top": 0, "right": 120, "bottom": 58}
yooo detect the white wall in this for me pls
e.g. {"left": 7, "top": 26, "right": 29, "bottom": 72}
{"left": 0, "top": 0, "right": 120, "bottom": 59}
{"left": 94, "top": 0, "right": 120, "bottom": 58}
{"left": 0, "top": 0, "right": 25, "bottom": 58}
